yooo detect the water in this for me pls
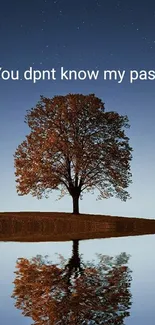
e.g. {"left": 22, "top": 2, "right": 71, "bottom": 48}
{"left": 0, "top": 215, "right": 155, "bottom": 324}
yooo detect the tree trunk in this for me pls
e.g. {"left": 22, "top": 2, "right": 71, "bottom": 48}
{"left": 72, "top": 239, "right": 79, "bottom": 259}
{"left": 72, "top": 195, "right": 79, "bottom": 214}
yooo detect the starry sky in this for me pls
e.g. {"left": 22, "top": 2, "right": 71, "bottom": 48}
{"left": 0, "top": 0, "right": 155, "bottom": 218}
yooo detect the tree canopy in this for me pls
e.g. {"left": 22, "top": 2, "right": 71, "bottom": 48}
{"left": 14, "top": 93, "right": 132, "bottom": 213}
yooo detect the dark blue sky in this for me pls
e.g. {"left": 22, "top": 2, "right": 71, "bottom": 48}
{"left": 0, "top": 0, "right": 155, "bottom": 218}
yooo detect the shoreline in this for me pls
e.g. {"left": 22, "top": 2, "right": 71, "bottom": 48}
{"left": 0, "top": 212, "right": 155, "bottom": 242}
{"left": 0, "top": 211, "right": 154, "bottom": 222}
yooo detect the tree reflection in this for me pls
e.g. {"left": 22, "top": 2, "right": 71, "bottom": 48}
{"left": 12, "top": 240, "right": 132, "bottom": 324}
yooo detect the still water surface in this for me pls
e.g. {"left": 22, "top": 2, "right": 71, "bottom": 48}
{"left": 0, "top": 233, "right": 155, "bottom": 324}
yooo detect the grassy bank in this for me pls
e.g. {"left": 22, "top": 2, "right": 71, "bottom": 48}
{"left": 0, "top": 212, "right": 155, "bottom": 242}
{"left": 0, "top": 211, "right": 154, "bottom": 222}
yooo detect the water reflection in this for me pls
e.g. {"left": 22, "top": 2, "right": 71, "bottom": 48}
{"left": 12, "top": 240, "right": 132, "bottom": 324}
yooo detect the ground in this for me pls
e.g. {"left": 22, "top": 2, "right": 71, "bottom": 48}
{"left": 0, "top": 212, "right": 155, "bottom": 242}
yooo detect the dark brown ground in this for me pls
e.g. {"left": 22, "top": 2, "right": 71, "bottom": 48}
{"left": 0, "top": 212, "right": 155, "bottom": 242}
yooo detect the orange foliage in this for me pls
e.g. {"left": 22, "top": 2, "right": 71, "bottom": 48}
{"left": 12, "top": 251, "right": 132, "bottom": 324}
{"left": 14, "top": 94, "right": 132, "bottom": 212}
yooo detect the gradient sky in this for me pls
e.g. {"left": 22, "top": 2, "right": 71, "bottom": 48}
{"left": 0, "top": 0, "right": 155, "bottom": 218}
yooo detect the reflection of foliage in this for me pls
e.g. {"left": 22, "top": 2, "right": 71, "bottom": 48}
{"left": 12, "top": 249, "right": 132, "bottom": 325}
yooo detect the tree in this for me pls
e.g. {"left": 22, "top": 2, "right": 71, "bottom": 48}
{"left": 12, "top": 245, "right": 132, "bottom": 324}
{"left": 14, "top": 93, "right": 132, "bottom": 213}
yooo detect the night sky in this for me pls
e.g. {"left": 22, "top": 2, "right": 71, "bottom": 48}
{"left": 0, "top": 0, "right": 155, "bottom": 218}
